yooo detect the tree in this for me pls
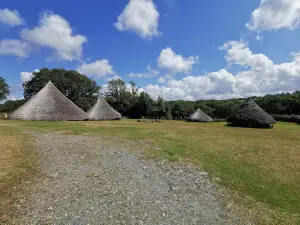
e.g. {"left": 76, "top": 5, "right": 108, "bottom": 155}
{"left": 137, "top": 92, "right": 153, "bottom": 117}
{"left": 128, "top": 80, "right": 139, "bottom": 99}
{"left": 0, "top": 99, "right": 26, "bottom": 112}
{"left": 0, "top": 77, "right": 9, "bottom": 101}
{"left": 105, "top": 79, "right": 134, "bottom": 116}
{"left": 23, "top": 68, "right": 100, "bottom": 111}
{"left": 165, "top": 102, "right": 172, "bottom": 120}
{"left": 127, "top": 81, "right": 141, "bottom": 118}
{"left": 170, "top": 101, "right": 194, "bottom": 119}
{"left": 157, "top": 96, "right": 166, "bottom": 118}
{"left": 105, "top": 79, "right": 127, "bottom": 103}
{"left": 196, "top": 104, "right": 213, "bottom": 117}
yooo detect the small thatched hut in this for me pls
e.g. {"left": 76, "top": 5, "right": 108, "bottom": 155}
{"left": 87, "top": 96, "right": 122, "bottom": 120}
{"left": 9, "top": 81, "right": 88, "bottom": 121}
{"left": 227, "top": 98, "right": 276, "bottom": 128}
{"left": 186, "top": 108, "right": 213, "bottom": 122}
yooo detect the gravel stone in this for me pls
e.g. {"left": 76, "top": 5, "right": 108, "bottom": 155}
{"left": 10, "top": 133, "right": 242, "bottom": 225}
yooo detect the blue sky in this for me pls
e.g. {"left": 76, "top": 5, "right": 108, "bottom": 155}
{"left": 1, "top": 0, "right": 300, "bottom": 101}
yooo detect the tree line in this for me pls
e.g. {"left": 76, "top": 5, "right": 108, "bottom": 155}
{"left": 1, "top": 68, "right": 300, "bottom": 121}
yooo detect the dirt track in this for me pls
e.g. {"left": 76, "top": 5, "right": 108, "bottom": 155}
{"left": 9, "top": 133, "right": 241, "bottom": 225}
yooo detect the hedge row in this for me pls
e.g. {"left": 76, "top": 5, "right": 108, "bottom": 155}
{"left": 212, "top": 118, "right": 226, "bottom": 122}
{"left": 271, "top": 114, "right": 300, "bottom": 123}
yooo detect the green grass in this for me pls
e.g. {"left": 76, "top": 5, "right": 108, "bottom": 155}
{"left": 0, "top": 119, "right": 299, "bottom": 224}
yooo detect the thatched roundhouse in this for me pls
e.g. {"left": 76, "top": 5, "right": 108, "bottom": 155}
{"left": 87, "top": 96, "right": 122, "bottom": 120}
{"left": 186, "top": 108, "right": 213, "bottom": 122}
{"left": 9, "top": 81, "right": 88, "bottom": 121}
{"left": 227, "top": 98, "right": 276, "bottom": 128}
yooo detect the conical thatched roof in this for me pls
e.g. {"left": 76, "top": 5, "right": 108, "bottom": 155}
{"left": 9, "top": 81, "right": 88, "bottom": 121}
{"left": 87, "top": 96, "right": 121, "bottom": 120}
{"left": 186, "top": 108, "right": 213, "bottom": 122}
{"left": 227, "top": 98, "right": 276, "bottom": 126}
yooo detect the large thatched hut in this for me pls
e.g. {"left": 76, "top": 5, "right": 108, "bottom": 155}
{"left": 87, "top": 96, "right": 122, "bottom": 120}
{"left": 186, "top": 108, "right": 213, "bottom": 122}
{"left": 9, "top": 81, "right": 88, "bottom": 121}
{"left": 227, "top": 98, "right": 276, "bottom": 128}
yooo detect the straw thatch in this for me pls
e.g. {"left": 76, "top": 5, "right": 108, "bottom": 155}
{"left": 9, "top": 81, "right": 88, "bottom": 121}
{"left": 87, "top": 96, "right": 122, "bottom": 120}
{"left": 186, "top": 108, "right": 213, "bottom": 122}
{"left": 227, "top": 98, "right": 276, "bottom": 128}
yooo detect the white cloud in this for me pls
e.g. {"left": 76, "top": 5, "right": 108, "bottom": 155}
{"left": 21, "top": 12, "right": 87, "bottom": 61}
{"left": 128, "top": 65, "right": 159, "bottom": 78}
{"left": 77, "top": 60, "right": 116, "bottom": 77}
{"left": 157, "top": 76, "right": 165, "bottom": 83}
{"left": 157, "top": 47, "right": 198, "bottom": 74}
{"left": 246, "top": 0, "right": 300, "bottom": 31}
{"left": 20, "top": 69, "right": 39, "bottom": 83}
{"left": 145, "top": 41, "right": 300, "bottom": 100}
{"left": 115, "top": 0, "right": 160, "bottom": 39}
{"left": 0, "top": 39, "right": 30, "bottom": 57}
{"left": 0, "top": 8, "right": 24, "bottom": 26}
{"left": 220, "top": 41, "right": 273, "bottom": 70}
{"left": 145, "top": 70, "right": 238, "bottom": 101}
{"left": 20, "top": 72, "right": 33, "bottom": 83}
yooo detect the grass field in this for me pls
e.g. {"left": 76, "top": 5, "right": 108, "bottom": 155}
{"left": 0, "top": 120, "right": 299, "bottom": 224}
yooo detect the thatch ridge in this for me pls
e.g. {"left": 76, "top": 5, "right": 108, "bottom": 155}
{"left": 87, "top": 96, "right": 122, "bottom": 120}
{"left": 9, "top": 81, "right": 88, "bottom": 121}
{"left": 227, "top": 98, "right": 276, "bottom": 128}
{"left": 186, "top": 108, "right": 213, "bottom": 122}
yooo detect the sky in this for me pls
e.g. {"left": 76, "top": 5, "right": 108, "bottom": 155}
{"left": 1, "top": 0, "right": 300, "bottom": 101}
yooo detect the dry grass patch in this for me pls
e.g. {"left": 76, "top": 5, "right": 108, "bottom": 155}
{"left": 0, "top": 125, "right": 37, "bottom": 224}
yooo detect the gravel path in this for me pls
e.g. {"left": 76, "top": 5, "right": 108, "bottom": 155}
{"left": 11, "top": 133, "right": 241, "bottom": 225}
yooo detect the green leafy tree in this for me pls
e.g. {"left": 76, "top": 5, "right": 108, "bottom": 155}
{"left": 0, "top": 99, "right": 27, "bottom": 112}
{"left": 0, "top": 77, "right": 10, "bottom": 101}
{"left": 128, "top": 81, "right": 139, "bottom": 99}
{"left": 23, "top": 68, "right": 100, "bottom": 111}
{"left": 105, "top": 79, "right": 127, "bottom": 103}
{"left": 105, "top": 79, "right": 132, "bottom": 115}
{"left": 128, "top": 81, "right": 142, "bottom": 117}
{"left": 157, "top": 96, "right": 166, "bottom": 118}
{"left": 196, "top": 104, "right": 213, "bottom": 117}
{"left": 137, "top": 92, "right": 153, "bottom": 117}
{"left": 165, "top": 102, "right": 172, "bottom": 120}
{"left": 170, "top": 101, "right": 194, "bottom": 119}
